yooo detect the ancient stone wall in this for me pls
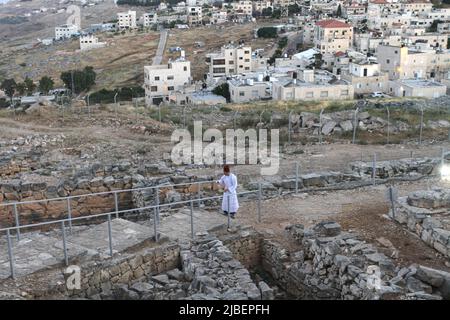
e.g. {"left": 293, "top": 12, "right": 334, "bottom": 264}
{"left": 389, "top": 189, "right": 450, "bottom": 259}
{"left": 219, "top": 227, "right": 263, "bottom": 269}
{"left": 66, "top": 242, "right": 181, "bottom": 298}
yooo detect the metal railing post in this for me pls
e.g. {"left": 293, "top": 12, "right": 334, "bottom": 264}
{"left": 158, "top": 104, "right": 161, "bottom": 122}
{"left": 6, "top": 229, "right": 15, "bottom": 279}
{"left": 114, "top": 192, "right": 119, "bottom": 219}
{"left": 67, "top": 198, "right": 72, "bottom": 232}
{"left": 295, "top": 162, "right": 299, "bottom": 194}
{"left": 258, "top": 183, "right": 262, "bottom": 223}
{"left": 419, "top": 107, "right": 424, "bottom": 145}
{"left": 288, "top": 111, "right": 293, "bottom": 144}
{"left": 107, "top": 214, "right": 113, "bottom": 257}
{"left": 190, "top": 200, "right": 194, "bottom": 239}
{"left": 372, "top": 153, "right": 377, "bottom": 186}
{"left": 61, "top": 221, "right": 68, "bottom": 266}
{"left": 319, "top": 109, "right": 324, "bottom": 144}
{"left": 156, "top": 187, "right": 160, "bottom": 224}
{"left": 153, "top": 207, "right": 159, "bottom": 242}
{"left": 13, "top": 204, "right": 20, "bottom": 241}
{"left": 386, "top": 106, "right": 390, "bottom": 145}
{"left": 197, "top": 183, "right": 201, "bottom": 208}
{"left": 227, "top": 194, "right": 231, "bottom": 229}
{"left": 352, "top": 107, "right": 359, "bottom": 144}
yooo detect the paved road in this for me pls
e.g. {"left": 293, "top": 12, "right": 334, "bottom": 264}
{"left": 153, "top": 29, "right": 168, "bottom": 66}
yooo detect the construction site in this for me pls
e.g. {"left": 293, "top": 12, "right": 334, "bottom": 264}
{"left": 0, "top": 97, "right": 449, "bottom": 301}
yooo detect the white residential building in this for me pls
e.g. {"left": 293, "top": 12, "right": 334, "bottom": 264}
{"left": 377, "top": 44, "right": 450, "bottom": 80}
{"left": 232, "top": 1, "right": 253, "bottom": 16}
{"left": 228, "top": 76, "right": 272, "bottom": 103}
{"left": 211, "top": 11, "right": 228, "bottom": 24}
{"left": 144, "top": 53, "right": 192, "bottom": 106}
{"left": 187, "top": 6, "right": 203, "bottom": 25}
{"left": 388, "top": 79, "right": 446, "bottom": 98}
{"left": 55, "top": 24, "right": 79, "bottom": 40}
{"left": 79, "top": 35, "right": 106, "bottom": 51}
{"left": 272, "top": 75, "right": 354, "bottom": 101}
{"left": 206, "top": 44, "right": 252, "bottom": 77}
{"left": 117, "top": 11, "right": 137, "bottom": 30}
{"left": 314, "top": 19, "right": 353, "bottom": 55}
{"left": 143, "top": 12, "right": 158, "bottom": 27}
{"left": 341, "top": 60, "right": 389, "bottom": 96}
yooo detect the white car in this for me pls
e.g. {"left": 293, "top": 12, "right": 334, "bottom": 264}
{"left": 370, "top": 92, "right": 384, "bottom": 98}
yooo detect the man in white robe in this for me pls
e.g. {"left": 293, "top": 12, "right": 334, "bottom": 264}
{"left": 218, "top": 165, "right": 239, "bottom": 218}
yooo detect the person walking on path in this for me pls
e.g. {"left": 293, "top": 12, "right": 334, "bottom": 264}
{"left": 217, "top": 165, "right": 239, "bottom": 219}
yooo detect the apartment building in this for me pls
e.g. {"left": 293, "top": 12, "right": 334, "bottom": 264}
{"left": 143, "top": 12, "right": 158, "bottom": 27}
{"left": 206, "top": 45, "right": 252, "bottom": 77}
{"left": 144, "top": 53, "right": 192, "bottom": 106}
{"left": 401, "top": 0, "right": 433, "bottom": 15}
{"left": 79, "top": 35, "right": 106, "bottom": 51}
{"left": 232, "top": 1, "right": 253, "bottom": 16}
{"left": 377, "top": 44, "right": 450, "bottom": 80}
{"left": 342, "top": 3, "right": 367, "bottom": 22}
{"left": 253, "top": 0, "right": 273, "bottom": 13}
{"left": 314, "top": 19, "right": 353, "bottom": 55}
{"left": 55, "top": 24, "right": 79, "bottom": 40}
{"left": 117, "top": 11, "right": 137, "bottom": 30}
{"left": 187, "top": 6, "right": 203, "bottom": 26}
{"left": 421, "top": 8, "right": 450, "bottom": 20}
{"left": 341, "top": 60, "right": 389, "bottom": 96}
{"left": 211, "top": 11, "right": 228, "bottom": 24}
{"left": 273, "top": 0, "right": 295, "bottom": 8}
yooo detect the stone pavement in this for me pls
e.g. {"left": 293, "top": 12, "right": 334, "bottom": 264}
{"left": 0, "top": 209, "right": 231, "bottom": 280}
{"left": 0, "top": 219, "right": 153, "bottom": 280}
{"left": 145, "top": 208, "right": 231, "bottom": 241}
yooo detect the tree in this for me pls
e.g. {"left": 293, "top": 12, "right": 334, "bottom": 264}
{"left": 23, "top": 77, "right": 36, "bottom": 95}
{"left": 16, "top": 82, "right": 26, "bottom": 96}
{"left": 313, "top": 53, "right": 323, "bottom": 68}
{"left": 0, "top": 78, "right": 17, "bottom": 104}
{"left": 212, "top": 83, "right": 230, "bottom": 102}
{"left": 60, "top": 66, "right": 96, "bottom": 95}
{"left": 257, "top": 27, "right": 278, "bottom": 38}
{"left": 336, "top": 4, "right": 342, "bottom": 18}
{"left": 428, "top": 19, "right": 443, "bottom": 32}
{"left": 261, "top": 7, "right": 272, "bottom": 17}
{"left": 39, "top": 76, "right": 54, "bottom": 94}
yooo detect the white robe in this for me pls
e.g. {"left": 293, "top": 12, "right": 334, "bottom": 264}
{"left": 219, "top": 173, "right": 239, "bottom": 213}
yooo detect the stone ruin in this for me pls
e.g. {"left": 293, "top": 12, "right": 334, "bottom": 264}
{"left": 389, "top": 188, "right": 450, "bottom": 260}
{"left": 2, "top": 221, "right": 449, "bottom": 300}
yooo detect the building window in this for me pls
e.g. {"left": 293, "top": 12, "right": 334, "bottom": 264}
{"left": 213, "top": 59, "right": 225, "bottom": 65}
{"left": 245, "top": 67, "right": 250, "bottom": 70}
{"left": 341, "top": 90, "right": 349, "bottom": 96}
{"left": 168, "top": 86, "right": 174, "bottom": 91}
{"left": 229, "top": 69, "right": 234, "bottom": 73}
{"left": 167, "top": 75, "right": 174, "bottom": 80}
{"left": 213, "top": 67, "right": 226, "bottom": 73}
{"left": 155, "top": 76, "right": 160, "bottom": 81}
{"left": 320, "top": 91, "right": 328, "bottom": 98}
{"left": 184, "top": 66, "right": 187, "bottom": 71}
{"left": 386, "top": 59, "right": 390, "bottom": 64}
{"left": 229, "top": 61, "right": 234, "bottom": 64}
{"left": 151, "top": 86, "right": 158, "bottom": 92}
{"left": 239, "top": 91, "right": 245, "bottom": 96}
{"left": 306, "top": 92, "right": 314, "bottom": 98}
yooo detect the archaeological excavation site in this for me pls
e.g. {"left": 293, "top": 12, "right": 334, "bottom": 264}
{"left": 0, "top": 101, "right": 449, "bottom": 303}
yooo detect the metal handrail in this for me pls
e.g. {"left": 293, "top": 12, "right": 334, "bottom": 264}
{"left": 1, "top": 186, "right": 262, "bottom": 280}
{"left": 0, "top": 179, "right": 218, "bottom": 208}
{"left": 0, "top": 190, "right": 257, "bottom": 233}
